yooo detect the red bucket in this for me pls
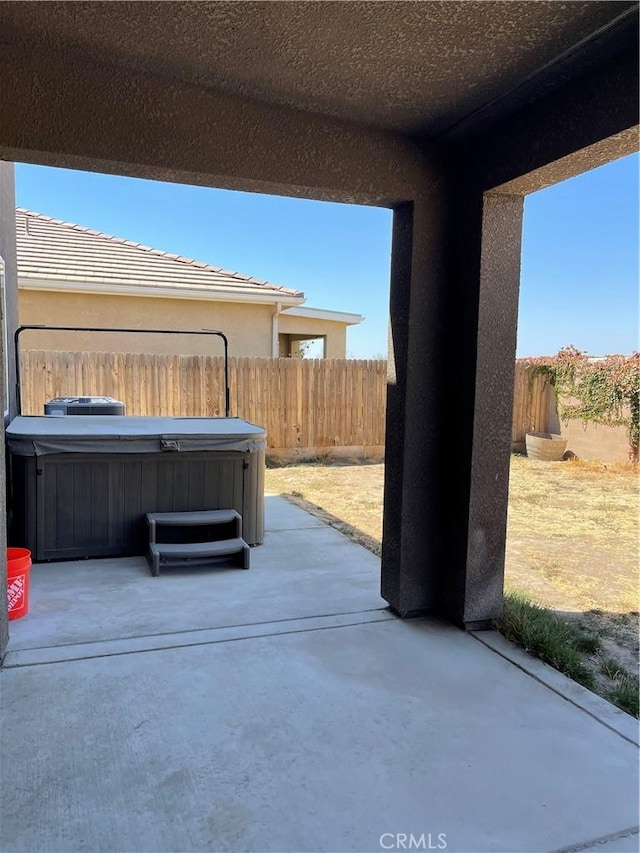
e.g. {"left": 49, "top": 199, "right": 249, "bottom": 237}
{"left": 7, "top": 547, "right": 31, "bottom": 621}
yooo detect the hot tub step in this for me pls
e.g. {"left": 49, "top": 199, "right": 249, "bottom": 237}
{"left": 148, "top": 538, "right": 250, "bottom": 576}
{"left": 146, "top": 509, "right": 242, "bottom": 543}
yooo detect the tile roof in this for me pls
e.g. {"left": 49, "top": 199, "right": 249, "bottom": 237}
{"left": 15, "top": 209, "right": 304, "bottom": 300}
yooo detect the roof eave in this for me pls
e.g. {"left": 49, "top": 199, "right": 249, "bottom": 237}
{"left": 18, "top": 276, "right": 304, "bottom": 307}
{"left": 281, "top": 305, "right": 363, "bottom": 325}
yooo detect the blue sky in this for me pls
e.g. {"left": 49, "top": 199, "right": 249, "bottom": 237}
{"left": 519, "top": 153, "right": 638, "bottom": 357}
{"left": 15, "top": 152, "right": 638, "bottom": 358}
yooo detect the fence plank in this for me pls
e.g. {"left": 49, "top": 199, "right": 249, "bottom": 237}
{"left": 511, "top": 363, "right": 553, "bottom": 444}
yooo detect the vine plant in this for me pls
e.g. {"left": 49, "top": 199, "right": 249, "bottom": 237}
{"left": 520, "top": 346, "right": 640, "bottom": 463}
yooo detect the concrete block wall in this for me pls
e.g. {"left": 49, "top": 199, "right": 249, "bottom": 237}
{"left": 558, "top": 419, "right": 632, "bottom": 464}
{"left": 547, "top": 395, "right": 632, "bottom": 463}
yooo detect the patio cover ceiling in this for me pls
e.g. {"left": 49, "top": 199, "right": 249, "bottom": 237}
{"left": 1, "top": 1, "right": 637, "bottom": 140}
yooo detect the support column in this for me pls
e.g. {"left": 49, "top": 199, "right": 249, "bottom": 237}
{"left": 382, "top": 177, "right": 524, "bottom": 627}
{"left": 382, "top": 183, "right": 453, "bottom": 617}
{"left": 458, "top": 193, "right": 524, "bottom": 626}
{"left": 0, "top": 161, "right": 18, "bottom": 659}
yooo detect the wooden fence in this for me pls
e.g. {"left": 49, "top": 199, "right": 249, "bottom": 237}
{"left": 18, "top": 351, "right": 557, "bottom": 457}
{"left": 19, "top": 351, "right": 388, "bottom": 457}
{"left": 510, "top": 363, "right": 554, "bottom": 448}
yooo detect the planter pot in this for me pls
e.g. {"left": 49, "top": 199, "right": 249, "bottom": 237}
{"left": 525, "top": 432, "right": 568, "bottom": 462}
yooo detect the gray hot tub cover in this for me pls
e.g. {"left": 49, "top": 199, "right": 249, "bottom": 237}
{"left": 6, "top": 416, "right": 267, "bottom": 456}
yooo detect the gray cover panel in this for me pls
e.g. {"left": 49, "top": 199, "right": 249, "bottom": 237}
{"left": 7, "top": 416, "right": 267, "bottom": 456}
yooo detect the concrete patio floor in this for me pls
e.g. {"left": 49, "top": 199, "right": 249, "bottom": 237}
{"left": 1, "top": 497, "right": 638, "bottom": 853}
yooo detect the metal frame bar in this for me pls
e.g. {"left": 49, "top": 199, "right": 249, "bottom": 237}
{"left": 14, "top": 325, "right": 230, "bottom": 417}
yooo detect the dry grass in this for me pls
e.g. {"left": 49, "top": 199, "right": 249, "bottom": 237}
{"left": 504, "top": 455, "right": 639, "bottom": 686}
{"left": 506, "top": 455, "right": 638, "bottom": 613}
{"left": 266, "top": 461, "right": 384, "bottom": 543}
{"left": 265, "top": 456, "right": 639, "bottom": 687}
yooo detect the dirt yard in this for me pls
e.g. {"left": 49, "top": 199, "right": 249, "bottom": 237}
{"left": 265, "top": 456, "right": 639, "bottom": 679}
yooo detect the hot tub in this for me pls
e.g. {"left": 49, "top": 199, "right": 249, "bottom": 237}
{"left": 7, "top": 416, "right": 266, "bottom": 561}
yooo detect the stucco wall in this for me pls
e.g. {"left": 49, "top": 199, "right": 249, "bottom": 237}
{"left": 18, "top": 290, "right": 274, "bottom": 356}
{"left": 277, "top": 314, "right": 348, "bottom": 358}
{"left": 1, "top": 166, "right": 18, "bottom": 416}
{"left": 0, "top": 161, "right": 18, "bottom": 658}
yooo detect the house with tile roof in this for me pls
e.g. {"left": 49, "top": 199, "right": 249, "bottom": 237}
{"left": 15, "top": 209, "right": 363, "bottom": 358}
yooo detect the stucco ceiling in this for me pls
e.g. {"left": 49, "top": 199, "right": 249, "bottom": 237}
{"left": 1, "top": 1, "right": 636, "bottom": 137}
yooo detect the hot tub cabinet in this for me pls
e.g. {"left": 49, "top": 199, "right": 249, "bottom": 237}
{"left": 7, "top": 416, "right": 266, "bottom": 561}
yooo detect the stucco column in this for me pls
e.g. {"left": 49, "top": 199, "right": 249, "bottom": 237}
{"left": 0, "top": 162, "right": 19, "bottom": 658}
{"left": 382, "top": 182, "right": 523, "bottom": 628}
